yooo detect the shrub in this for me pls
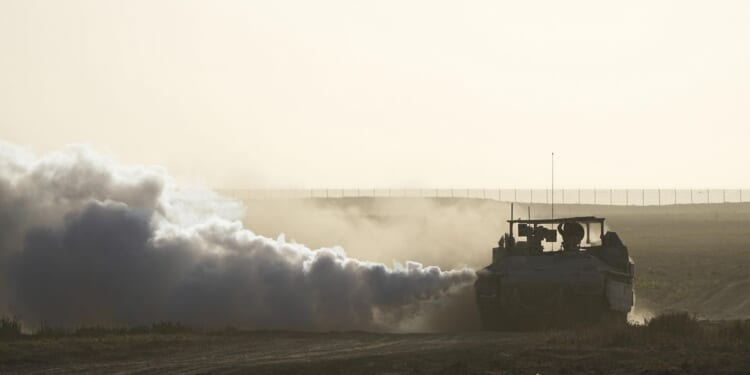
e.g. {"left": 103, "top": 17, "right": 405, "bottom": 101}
{"left": 149, "top": 321, "right": 192, "bottom": 334}
{"left": 36, "top": 323, "right": 68, "bottom": 338}
{"left": 645, "top": 311, "right": 702, "bottom": 338}
{"left": 74, "top": 326, "right": 127, "bottom": 337}
{"left": 66, "top": 322, "right": 194, "bottom": 337}
{"left": 0, "top": 316, "right": 22, "bottom": 340}
{"left": 719, "top": 319, "right": 750, "bottom": 344}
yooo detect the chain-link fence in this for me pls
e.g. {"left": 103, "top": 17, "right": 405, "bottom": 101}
{"left": 219, "top": 188, "right": 750, "bottom": 206}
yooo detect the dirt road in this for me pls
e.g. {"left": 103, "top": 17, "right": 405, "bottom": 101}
{"left": 3, "top": 332, "right": 528, "bottom": 374}
{"left": 3, "top": 329, "right": 748, "bottom": 374}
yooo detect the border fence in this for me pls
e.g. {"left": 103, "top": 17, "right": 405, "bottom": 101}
{"left": 220, "top": 189, "right": 750, "bottom": 206}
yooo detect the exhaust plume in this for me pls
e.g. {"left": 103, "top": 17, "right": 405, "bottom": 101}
{"left": 0, "top": 141, "right": 474, "bottom": 331}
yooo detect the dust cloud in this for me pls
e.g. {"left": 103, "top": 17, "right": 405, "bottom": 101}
{"left": 237, "top": 197, "right": 512, "bottom": 271}
{"left": 0, "top": 141, "right": 475, "bottom": 331}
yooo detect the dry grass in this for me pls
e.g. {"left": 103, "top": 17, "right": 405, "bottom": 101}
{"left": 0, "top": 315, "right": 748, "bottom": 374}
{"left": 547, "top": 311, "right": 749, "bottom": 353}
{"left": 2, "top": 317, "right": 192, "bottom": 340}
{"left": 0, "top": 316, "right": 22, "bottom": 341}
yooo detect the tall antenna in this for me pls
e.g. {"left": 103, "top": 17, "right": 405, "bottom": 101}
{"left": 551, "top": 152, "right": 555, "bottom": 221}
{"left": 550, "top": 152, "right": 555, "bottom": 252}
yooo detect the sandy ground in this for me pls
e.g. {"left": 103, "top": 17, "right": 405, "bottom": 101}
{"left": 2, "top": 199, "right": 749, "bottom": 374}
{"left": 2, "top": 328, "right": 748, "bottom": 375}
{"left": 240, "top": 198, "right": 750, "bottom": 320}
{"left": 2, "top": 332, "right": 527, "bottom": 374}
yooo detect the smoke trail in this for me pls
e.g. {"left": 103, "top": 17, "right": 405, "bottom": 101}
{"left": 0, "top": 141, "right": 474, "bottom": 330}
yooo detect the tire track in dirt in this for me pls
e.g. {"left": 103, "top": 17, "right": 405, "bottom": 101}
{"left": 12, "top": 333, "right": 526, "bottom": 374}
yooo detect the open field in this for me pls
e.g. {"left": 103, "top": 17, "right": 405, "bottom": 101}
{"left": 2, "top": 199, "right": 749, "bottom": 374}
{"left": 1, "top": 316, "right": 749, "bottom": 374}
{"left": 241, "top": 198, "right": 750, "bottom": 320}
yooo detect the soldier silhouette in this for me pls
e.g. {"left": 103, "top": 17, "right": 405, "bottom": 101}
{"left": 557, "top": 221, "right": 585, "bottom": 251}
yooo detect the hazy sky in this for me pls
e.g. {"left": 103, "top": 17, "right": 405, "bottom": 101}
{"left": 1, "top": 0, "right": 748, "bottom": 188}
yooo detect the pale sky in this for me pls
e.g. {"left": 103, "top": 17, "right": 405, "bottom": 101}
{"left": 1, "top": 0, "right": 748, "bottom": 188}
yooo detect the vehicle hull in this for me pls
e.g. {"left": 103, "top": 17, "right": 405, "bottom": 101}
{"left": 475, "top": 249, "right": 634, "bottom": 330}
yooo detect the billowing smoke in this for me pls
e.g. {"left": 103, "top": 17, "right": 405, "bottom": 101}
{"left": 0, "top": 141, "right": 475, "bottom": 331}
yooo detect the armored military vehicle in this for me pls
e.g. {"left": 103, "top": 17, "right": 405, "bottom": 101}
{"left": 475, "top": 208, "right": 634, "bottom": 330}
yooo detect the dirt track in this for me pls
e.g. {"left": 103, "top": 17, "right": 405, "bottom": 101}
{"left": 3, "top": 329, "right": 749, "bottom": 375}
{"left": 3, "top": 332, "right": 530, "bottom": 374}
{"left": 4, "top": 201, "right": 750, "bottom": 374}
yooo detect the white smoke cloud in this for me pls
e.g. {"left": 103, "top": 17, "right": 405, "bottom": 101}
{"left": 0, "top": 141, "right": 474, "bottom": 331}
